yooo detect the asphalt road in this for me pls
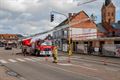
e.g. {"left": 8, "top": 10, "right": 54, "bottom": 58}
{"left": 0, "top": 47, "right": 120, "bottom": 80}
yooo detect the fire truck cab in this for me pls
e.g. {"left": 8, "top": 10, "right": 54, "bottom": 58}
{"left": 34, "top": 40, "right": 53, "bottom": 56}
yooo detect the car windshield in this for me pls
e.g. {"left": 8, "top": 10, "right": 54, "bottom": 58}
{"left": 7, "top": 43, "right": 12, "bottom": 46}
{"left": 41, "top": 41, "right": 52, "bottom": 46}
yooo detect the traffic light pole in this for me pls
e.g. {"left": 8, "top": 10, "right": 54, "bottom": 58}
{"left": 68, "top": 17, "right": 72, "bottom": 63}
{"left": 50, "top": 11, "right": 72, "bottom": 63}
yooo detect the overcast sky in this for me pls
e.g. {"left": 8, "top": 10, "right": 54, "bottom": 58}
{"left": 0, "top": 0, "right": 120, "bottom": 35}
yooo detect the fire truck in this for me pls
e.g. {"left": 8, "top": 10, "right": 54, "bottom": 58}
{"left": 22, "top": 35, "right": 54, "bottom": 56}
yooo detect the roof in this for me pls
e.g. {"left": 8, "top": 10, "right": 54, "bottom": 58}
{"left": 54, "top": 10, "right": 89, "bottom": 29}
{"left": 97, "top": 22, "right": 120, "bottom": 32}
{"left": 0, "top": 34, "right": 18, "bottom": 40}
{"left": 105, "top": 0, "right": 111, "bottom": 6}
{"left": 112, "top": 23, "right": 120, "bottom": 29}
{"left": 96, "top": 23, "right": 107, "bottom": 33}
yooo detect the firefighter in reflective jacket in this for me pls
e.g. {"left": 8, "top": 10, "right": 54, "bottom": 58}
{"left": 52, "top": 46, "right": 58, "bottom": 63}
{"left": 68, "top": 44, "right": 72, "bottom": 56}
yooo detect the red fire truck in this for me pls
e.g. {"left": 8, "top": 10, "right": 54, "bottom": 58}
{"left": 22, "top": 35, "right": 54, "bottom": 56}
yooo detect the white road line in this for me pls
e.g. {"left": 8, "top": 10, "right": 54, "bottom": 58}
{"left": 36, "top": 57, "right": 44, "bottom": 60}
{"left": 24, "top": 58, "right": 35, "bottom": 61}
{"left": 72, "top": 64, "right": 97, "bottom": 71}
{"left": 0, "top": 59, "right": 8, "bottom": 64}
{"left": 57, "top": 62, "right": 97, "bottom": 71}
{"left": 31, "top": 57, "right": 41, "bottom": 61}
{"left": 58, "top": 63, "right": 73, "bottom": 66}
{"left": 58, "top": 57, "right": 67, "bottom": 60}
{"left": 16, "top": 58, "right": 26, "bottom": 62}
{"left": 8, "top": 59, "right": 17, "bottom": 63}
{"left": 105, "top": 67, "right": 119, "bottom": 72}
{"left": 36, "top": 57, "right": 44, "bottom": 59}
{"left": 72, "top": 56, "right": 82, "bottom": 58}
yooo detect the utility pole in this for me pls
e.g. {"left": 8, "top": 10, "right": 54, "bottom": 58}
{"left": 50, "top": 11, "right": 72, "bottom": 63}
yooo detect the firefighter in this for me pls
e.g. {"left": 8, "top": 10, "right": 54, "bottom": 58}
{"left": 52, "top": 46, "right": 58, "bottom": 63}
{"left": 68, "top": 44, "right": 72, "bottom": 63}
{"left": 22, "top": 45, "right": 27, "bottom": 56}
{"left": 68, "top": 44, "right": 72, "bottom": 56}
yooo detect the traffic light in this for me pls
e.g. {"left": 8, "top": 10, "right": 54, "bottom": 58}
{"left": 50, "top": 14, "right": 54, "bottom": 22}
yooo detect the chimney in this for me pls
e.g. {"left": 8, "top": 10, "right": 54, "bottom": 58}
{"left": 68, "top": 13, "right": 72, "bottom": 18}
{"left": 73, "top": 13, "right": 77, "bottom": 16}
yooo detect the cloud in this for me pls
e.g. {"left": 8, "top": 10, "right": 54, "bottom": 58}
{"left": 0, "top": 0, "right": 26, "bottom": 12}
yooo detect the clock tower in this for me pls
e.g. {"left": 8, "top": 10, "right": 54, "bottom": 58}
{"left": 101, "top": 0, "right": 116, "bottom": 24}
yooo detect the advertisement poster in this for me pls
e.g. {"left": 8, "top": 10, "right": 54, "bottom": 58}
{"left": 115, "top": 45, "right": 120, "bottom": 57}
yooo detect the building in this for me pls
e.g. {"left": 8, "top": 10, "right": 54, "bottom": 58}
{"left": 0, "top": 34, "right": 18, "bottom": 44}
{"left": 53, "top": 0, "right": 120, "bottom": 53}
{"left": 53, "top": 11, "right": 99, "bottom": 51}
{"left": 99, "top": 0, "right": 120, "bottom": 37}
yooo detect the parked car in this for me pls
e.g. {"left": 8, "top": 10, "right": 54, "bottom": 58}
{"left": 4, "top": 43, "right": 12, "bottom": 50}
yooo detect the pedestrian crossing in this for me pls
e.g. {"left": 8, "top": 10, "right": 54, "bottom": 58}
{"left": 0, "top": 57, "right": 46, "bottom": 64}
{"left": 0, "top": 59, "right": 8, "bottom": 64}
{"left": 16, "top": 58, "right": 26, "bottom": 62}
{"left": 8, "top": 59, "right": 17, "bottom": 63}
{"left": 0, "top": 56, "right": 68, "bottom": 64}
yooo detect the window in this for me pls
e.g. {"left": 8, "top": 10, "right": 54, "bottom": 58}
{"left": 108, "top": 12, "right": 110, "bottom": 16}
{"left": 64, "top": 30, "right": 68, "bottom": 36}
{"left": 112, "top": 13, "right": 114, "bottom": 16}
{"left": 108, "top": 19, "right": 111, "bottom": 23}
{"left": 62, "top": 30, "right": 64, "bottom": 35}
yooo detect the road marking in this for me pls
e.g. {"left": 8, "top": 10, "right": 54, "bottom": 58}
{"left": 58, "top": 62, "right": 97, "bottom": 71}
{"left": 36, "top": 57, "right": 45, "bottom": 61}
{"left": 72, "top": 64, "right": 97, "bottom": 71}
{"left": 8, "top": 59, "right": 17, "bottom": 63}
{"left": 31, "top": 57, "right": 41, "bottom": 61}
{"left": 58, "top": 63, "right": 73, "bottom": 66}
{"left": 24, "top": 58, "right": 35, "bottom": 61}
{"left": 16, "top": 58, "right": 25, "bottom": 62}
{"left": 105, "top": 67, "right": 119, "bottom": 72}
{"left": 58, "top": 57, "right": 67, "bottom": 60}
{"left": 0, "top": 59, "right": 8, "bottom": 63}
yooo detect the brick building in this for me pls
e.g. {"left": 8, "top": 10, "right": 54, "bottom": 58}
{"left": 98, "top": 0, "right": 120, "bottom": 37}
{"left": 53, "top": 11, "right": 98, "bottom": 51}
{"left": 53, "top": 0, "right": 120, "bottom": 52}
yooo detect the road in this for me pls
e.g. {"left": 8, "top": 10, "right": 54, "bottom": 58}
{"left": 0, "top": 47, "right": 120, "bottom": 80}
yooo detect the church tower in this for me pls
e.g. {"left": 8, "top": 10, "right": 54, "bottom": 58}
{"left": 101, "top": 0, "right": 116, "bottom": 24}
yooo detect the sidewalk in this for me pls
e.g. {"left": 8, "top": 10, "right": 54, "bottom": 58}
{"left": 58, "top": 51, "right": 120, "bottom": 65}
{"left": 0, "top": 65, "right": 18, "bottom": 80}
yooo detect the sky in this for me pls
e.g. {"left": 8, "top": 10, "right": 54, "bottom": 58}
{"left": 0, "top": 0, "right": 120, "bottom": 35}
